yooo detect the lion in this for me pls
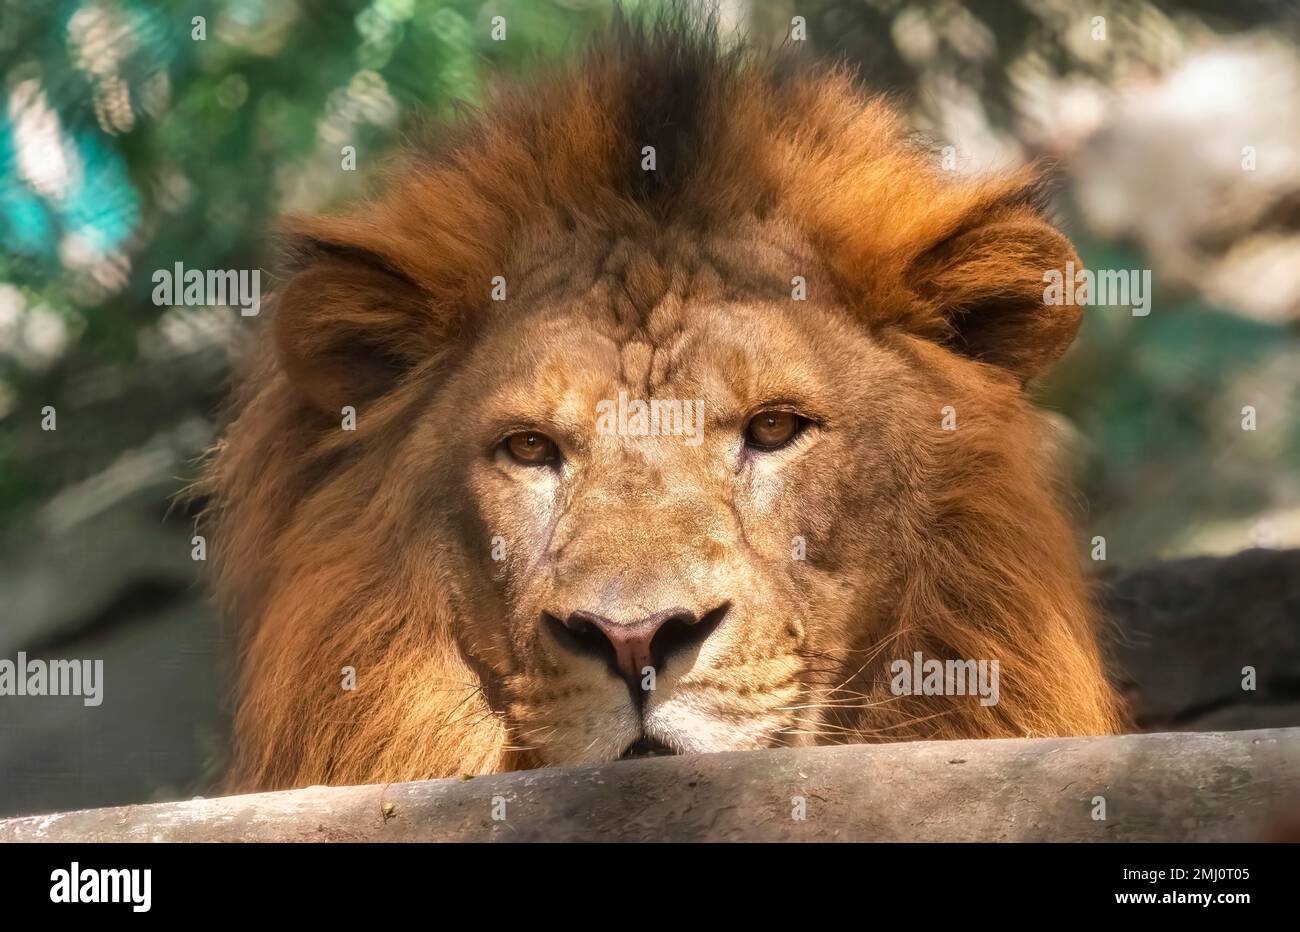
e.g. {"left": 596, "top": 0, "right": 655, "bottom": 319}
{"left": 202, "top": 12, "right": 1125, "bottom": 791}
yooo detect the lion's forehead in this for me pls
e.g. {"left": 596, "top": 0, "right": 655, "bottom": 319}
{"left": 474, "top": 296, "right": 835, "bottom": 422}
{"left": 448, "top": 222, "right": 892, "bottom": 455}
{"left": 502, "top": 218, "right": 826, "bottom": 322}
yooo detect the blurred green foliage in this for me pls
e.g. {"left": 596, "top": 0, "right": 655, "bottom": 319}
{"left": 0, "top": 0, "right": 643, "bottom": 520}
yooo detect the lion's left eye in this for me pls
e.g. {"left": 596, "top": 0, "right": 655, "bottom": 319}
{"left": 503, "top": 431, "right": 559, "bottom": 465}
{"left": 744, "top": 410, "right": 803, "bottom": 450}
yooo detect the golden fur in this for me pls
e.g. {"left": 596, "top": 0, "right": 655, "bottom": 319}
{"left": 203, "top": 13, "right": 1124, "bottom": 790}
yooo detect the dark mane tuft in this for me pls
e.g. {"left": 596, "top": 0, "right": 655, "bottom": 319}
{"left": 604, "top": 6, "right": 738, "bottom": 212}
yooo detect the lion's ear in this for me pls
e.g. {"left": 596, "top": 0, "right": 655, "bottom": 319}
{"left": 913, "top": 197, "right": 1082, "bottom": 383}
{"left": 273, "top": 226, "right": 434, "bottom": 413}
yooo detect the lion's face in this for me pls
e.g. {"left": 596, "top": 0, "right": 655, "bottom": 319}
{"left": 419, "top": 235, "right": 930, "bottom": 766}
{"left": 213, "top": 20, "right": 1125, "bottom": 790}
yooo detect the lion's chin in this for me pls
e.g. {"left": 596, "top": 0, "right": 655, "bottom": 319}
{"left": 617, "top": 736, "right": 679, "bottom": 760}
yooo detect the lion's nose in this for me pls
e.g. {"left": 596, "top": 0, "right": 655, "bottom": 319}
{"left": 546, "top": 604, "right": 730, "bottom": 681}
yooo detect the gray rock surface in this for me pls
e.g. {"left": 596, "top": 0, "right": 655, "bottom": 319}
{"left": 3, "top": 728, "right": 1297, "bottom": 842}
{"left": 1100, "top": 547, "right": 1300, "bottom": 731}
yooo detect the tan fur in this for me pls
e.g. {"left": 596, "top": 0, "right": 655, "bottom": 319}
{"left": 203, "top": 13, "right": 1124, "bottom": 791}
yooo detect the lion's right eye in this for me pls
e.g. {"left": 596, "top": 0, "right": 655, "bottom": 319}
{"left": 503, "top": 431, "right": 559, "bottom": 466}
{"left": 744, "top": 410, "right": 803, "bottom": 450}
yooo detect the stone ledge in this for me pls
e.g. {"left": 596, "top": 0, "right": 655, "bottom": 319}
{"left": 3, "top": 727, "right": 1297, "bottom": 842}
